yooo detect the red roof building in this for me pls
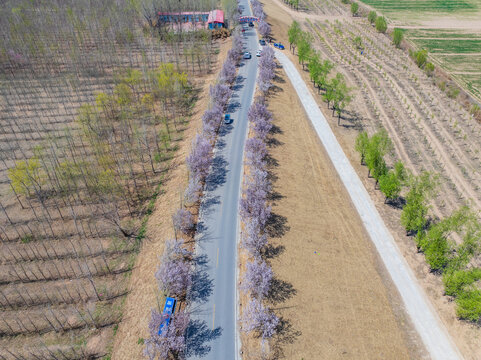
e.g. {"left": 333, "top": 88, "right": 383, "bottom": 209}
{"left": 157, "top": 10, "right": 225, "bottom": 31}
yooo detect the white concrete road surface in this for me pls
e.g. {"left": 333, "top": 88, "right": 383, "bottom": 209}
{"left": 274, "top": 49, "right": 462, "bottom": 360}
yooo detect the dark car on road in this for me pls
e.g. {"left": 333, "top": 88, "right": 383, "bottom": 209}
{"left": 243, "top": 51, "right": 251, "bottom": 59}
{"left": 259, "top": 39, "right": 266, "bottom": 46}
{"left": 224, "top": 114, "right": 233, "bottom": 124}
{"left": 249, "top": 22, "right": 254, "bottom": 27}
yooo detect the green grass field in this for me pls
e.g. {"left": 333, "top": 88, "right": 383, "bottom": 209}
{"left": 403, "top": 28, "right": 481, "bottom": 101}
{"left": 359, "top": 0, "right": 478, "bottom": 13}
{"left": 411, "top": 39, "right": 481, "bottom": 53}
{"left": 437, "top": 54, "right": 481, "bottom": 72}
{"left": 357, "top": 0, "right": 481, "bottom": 101}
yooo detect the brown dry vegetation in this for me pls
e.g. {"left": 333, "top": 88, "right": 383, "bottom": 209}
{"left": 240, "top": 48, "right": 426, "bottom": 359}
{"left": 0, "top": 1, "right": 222, "bottom": 358}
{"left": 262, "top": 0, "right": 481, "bottom": 358}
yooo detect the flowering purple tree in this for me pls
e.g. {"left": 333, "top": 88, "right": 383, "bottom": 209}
{"left": 210, "top": 83, "right": 232, "bottom": 108}
{"left": 242, "top": 218, "right": 268, "bottom": 257}
{"left": 184, "top": 173, "right": 202, "bottom": 204}
{"left": 220, "top": 58, "right": 237, "bottom": 84}
{"left": 172, "top": 208, "right": 194, "bottom": 235}
{"left": 240, "top": 186, "right": 271, "bottom": 229}
{"left": 202, "top": 104, "right": 223, "bottom": 131}
{"left": 144, "top": 308, "right": 190, "bottom": 360}
{"left": 248, "top": 102, "right": 273, "bottom": 139}
{"left": 155, "top": 238, "right": 192, "bottom": 297}
{"left": 244, "top": 137, "right": 267, "bottom": 169}
{"left": 233, "top": 33, "right": 244, "bottom": 58}
{"left": 257, "top": 47, "right": 276, "bottom": 93}
{"left": 242, "top": 298, "right": 279, "bottom": 340}
{"left": 186, "top": 134, "right": 212, "bottom": 180}
{"left": 258, "top": 20, "right": 271, "bottom": 40}
{"left": 242, "top": 259, "right": 273, "bottom": 298}
{"left": 155, "top": 257, "right": 191, "bottom": 297}
{"left": 164, "top": 238, "right": 192, "bottom": 260}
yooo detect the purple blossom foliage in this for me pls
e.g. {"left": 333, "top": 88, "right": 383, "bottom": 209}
{"left": 172, "top": 208, "right": 194, "bottom": 234}
{"left": 242, "top": 217, "right": 268, "bottom": 257}
{"left": 245, "top": 137, "right": 267, "bottom": 169}
{"left": 233, "top": 33, "right": 244, "bottom": 58}
{"left": 202, "top": 103, "right": 223, "bottom": 131}
{"left": 155, "top": 238, "right": 192, "bottom": 297}
{"left": 210, "top": 83, "right": 232, "bottom": 108}
{"left": 184, "top": 173, "right": 202, "bottom": 204}
{"left": 241, "top": 298, "right": 279, "bottom": 339}
{"left": 144, "top": 308, "right": 190, "bottom": 360}
{"left": 186, "top": 134, "right": 212, "bottom": 180}
{"left": 220, "top": 58, "right": 237, "bottom": 84}
{"left": 242, "top": 259, "right": 273, "bottom": 298}
{"left": 248, "top": 102, "right": 272, "bottom": 139}
{"left": 251, "top": 0, "right": 264, "bottom": 19}
{"left": 258, "top": 20, "right": 271, "bottom": 39}
{"left": 155, "top": 257, "right": 191, "bottom": 297}
{"left": 257, "top": 47, "right": 276, "bottom": 93}
{"left": 164, "top": 238, "right": 192, "bottom": 260}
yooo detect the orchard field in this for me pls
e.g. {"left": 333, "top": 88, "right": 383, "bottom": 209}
{"left": 352, "top": 0, "right": 481, "bottom": 102}
{"left": 0, "top": 0, "right": 224, "bottom": 358}
{"left": 263, "top": 0, "right": 481, "bottom": 358}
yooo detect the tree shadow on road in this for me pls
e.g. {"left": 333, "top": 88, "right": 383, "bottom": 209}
{"left": 185, "top": 319, "right": 222, "bottom": 357}
{"left": 189, "top": 254, "right": 213, "bottom": 304}
{"left": 205, "top": 155, "right": 228, "bottom": 192}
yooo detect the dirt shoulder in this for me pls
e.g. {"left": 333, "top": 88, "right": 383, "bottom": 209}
{"left": 111, "top": 38, "right": 230, "bottom": 360}
{"left": 247, "top": 54, "right": 426, "bottom": 359}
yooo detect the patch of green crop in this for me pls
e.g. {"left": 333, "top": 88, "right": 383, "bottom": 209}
{"left": 437, "top": 55, "right": 481, "bottom": 72}
{"left": 412, "top": 39, "right": 481, "bottom": 53}
{"left": 359, "top": 0, "right": 477, "bottom": 13}
{"left": 407, "top": 29, "right": 481, "bottom": 39}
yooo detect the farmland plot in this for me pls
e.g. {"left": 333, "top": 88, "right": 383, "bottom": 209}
{"left": 358, "top": 0, "right": 481, "bottom": 21}
{"left": 0, "top": 1, "right": 218, "bottom": 358}
{"left": 305, "top": 18, "right": 481, "bottom": 218}
{"left": 404, "top": 28, "right": 481, "bottom": 101}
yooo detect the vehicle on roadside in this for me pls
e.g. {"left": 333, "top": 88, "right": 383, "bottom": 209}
{"left": 259, "top": 39, "right": 266, "bottom": 46}
{"left": 158, "top": 297, "right": 176, "bottom": 335}
{"left": 249, "top": 22, "right": 254, "bottom": 27}
{"left": 243, "top": 51, "right": 251, "bottom": 59}
{"left": 274, "top": 42, "right": 285, "bottom": 50}
{"left": 224, "top": 113, "right": 233, "bottom": 124}
{"left": 256, "top": 50, "right": 262, "bottom": 57}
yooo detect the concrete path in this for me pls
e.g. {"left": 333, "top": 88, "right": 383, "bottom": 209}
{"left": 274, "top": 49, "right": 462, "bottom": 360}
{"left": 186, "top": 0, "right": 258, "bottom": 359}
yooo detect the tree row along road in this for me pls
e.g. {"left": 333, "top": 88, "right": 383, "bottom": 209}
{"left": 274, "top": 50, "right": 462, "bottom": 360}
{"left": 187, "top": 0, "right": 259, "bottom": 358}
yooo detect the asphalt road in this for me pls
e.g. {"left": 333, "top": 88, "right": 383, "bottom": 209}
{"left": 275, "top": 50, "right": 462, "bottom": 360}
{"left": 186, "top": 1, "right": 259, "bottom": 359}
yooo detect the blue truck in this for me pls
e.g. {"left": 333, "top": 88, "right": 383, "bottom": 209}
{"left": 158, "top": 297, "right": 177, "bottom": 335}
